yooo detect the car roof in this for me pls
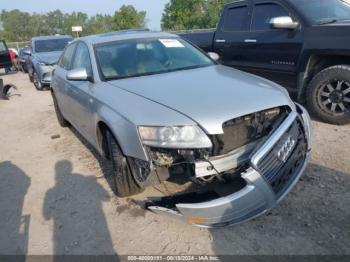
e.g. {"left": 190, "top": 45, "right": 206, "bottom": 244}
{"left": 78, "top": 30, "right": 178, "bottom": 45}
{"left": 32, "top": 35, "right": 73, "bottom": 41}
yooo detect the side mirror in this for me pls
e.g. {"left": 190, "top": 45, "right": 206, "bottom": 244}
{"left": 208, "top": 52, "right": 220, "bottom": 61}
{"left": 23, "top": 50, "right": 31, "bottom": 56}
{"left": 270, "top": 16, "right": 299, "bottom": 30}
{"left": 67, "top": 68, "right": 92, "bottom": 82}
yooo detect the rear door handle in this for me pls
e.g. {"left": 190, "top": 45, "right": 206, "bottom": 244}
{"left": 244, "top": 39, "right": 257, "bottom": 43}
{"left": 215, "top": 39, "right": 226, "bottom": 43}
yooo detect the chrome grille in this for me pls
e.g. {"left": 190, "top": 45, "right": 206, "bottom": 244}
{"left": 257, "top": 119, "right": 307, "bottom": 196}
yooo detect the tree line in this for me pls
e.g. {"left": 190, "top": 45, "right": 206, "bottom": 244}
{"left": 0, "top": 5, "right": 146, "bottom": 42}
{"left": 0, "top": 0, "right": 234, "bottom": 42}
{"left": 162, "top": 0, "right": 233, "bottom": 31}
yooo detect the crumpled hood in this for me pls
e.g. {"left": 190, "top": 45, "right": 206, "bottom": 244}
{"left": 33, "top": 51, "right": 62, "bottom": 65}
{"left": 109, "top": 65, "right": 294, "bottom": 134}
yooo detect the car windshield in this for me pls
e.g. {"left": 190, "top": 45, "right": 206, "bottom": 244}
{"left": 34, "top": 38, "right": 72, "bottom": 53}
{"left": 291, "top": 0, "right": 350, "bottom": 24}
{"left": 95, "top": 38, "right": 214, "bottom": 80}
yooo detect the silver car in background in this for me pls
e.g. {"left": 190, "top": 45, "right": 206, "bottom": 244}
{"left": 26, "top": 35, "right": 73, "bottom": 90}
{"left": 51, "top": 30, "right": 311, "bottom": 227}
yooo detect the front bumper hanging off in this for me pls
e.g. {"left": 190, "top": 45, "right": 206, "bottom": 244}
{"left": 148, "top": 105, "right": 311, "bottom": 227}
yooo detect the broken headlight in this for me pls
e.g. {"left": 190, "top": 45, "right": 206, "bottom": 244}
{"left": 138, "top": 126, "right": 212, "bottom": 149}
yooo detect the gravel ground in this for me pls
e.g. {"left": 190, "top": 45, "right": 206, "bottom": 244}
{"left": 0, "top": 72, "right": 349, "bottom": 256}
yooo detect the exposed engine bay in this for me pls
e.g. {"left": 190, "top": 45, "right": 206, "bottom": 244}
{"left": 130, "top": 106, "right": 290, "bottom": 197}
{"left": 133, "top": 105, "right": 310, "bottom": 227}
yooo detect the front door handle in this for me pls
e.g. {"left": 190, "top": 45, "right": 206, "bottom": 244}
{"left": 215, "top": 39, "right": 226, "bottom": 43}
{"left": 244, "top": 39, "right": 257, "bottom": 43}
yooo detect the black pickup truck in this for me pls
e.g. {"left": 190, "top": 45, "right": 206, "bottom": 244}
{"left": 0, "top": 40, "right": 12, "bottom": 72}
{"left": 180, "top": 0, "right": 350, "bottom": 125}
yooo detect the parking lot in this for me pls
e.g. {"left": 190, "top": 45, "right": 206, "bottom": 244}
{"left": 1, "top": 72, "right": 350, "bottom": 256}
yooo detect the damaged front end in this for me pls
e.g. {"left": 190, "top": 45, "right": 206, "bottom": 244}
{"left": 131, "top": 106, "right": 311, "bottom": 227}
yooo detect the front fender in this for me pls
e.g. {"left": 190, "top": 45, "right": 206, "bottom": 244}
{"left": 96, "top": 106, "right": 148, "bottom": 161}
{"left": 33, "top": 62, "right": 43, "bottom": 75}
{"left": 30, "top": 59, "right": 43, "bottom": 79}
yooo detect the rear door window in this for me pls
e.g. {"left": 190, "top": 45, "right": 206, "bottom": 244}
{"left": 251, "top": 3, "right": 290, "bottom": 31}
{"left": 221, "top": 6, "right": 249, "bottom": 31}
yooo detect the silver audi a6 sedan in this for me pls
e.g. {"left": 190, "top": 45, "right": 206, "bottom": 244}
{"left": 51, "top": 30, "right": 311, "bottom": 227}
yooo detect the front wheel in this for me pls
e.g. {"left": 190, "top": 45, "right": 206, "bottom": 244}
{"left": 52, "top": 92, "right": 69, "bottom": 127}
{"left": 307, "top": 65, "right": 350, "bottom": 125}
{"left": 106, "top": 130, "right": 144, "bottom": 197}
{"left": 28, "top": 71, "right": 34, "bottom": 82}
{"left": 33, "top": 71, "right": 43, "bottom": 90}
{"left": 21, "top": 63, "right": 28, "bottom": 73}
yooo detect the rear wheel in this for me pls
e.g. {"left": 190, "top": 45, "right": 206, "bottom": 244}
{"left": 52, "top": 92, "right": 69, "bottom": 127}
{"left": 106, "top": 130, "right": 144, "bottom": 197}
{"left": 33, "top": 71, "right": 43, "bottom": 90}
{"left": 307, "top": 65, "right": 350, "bottom": 125}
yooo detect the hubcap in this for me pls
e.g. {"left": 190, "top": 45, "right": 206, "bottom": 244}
{"left": 317, "top": 80, "right": 350, "bottom": 115}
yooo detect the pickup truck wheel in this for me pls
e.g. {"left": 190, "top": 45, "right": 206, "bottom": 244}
{"left": 307, "top": 65, "right": 350, "bottom": 125}
{"left": 33, "top": 72, "right": 43, "bottom": 91}
{"left": 52, "top": 92, "right": 70, "bottom": 127}
{"left": 106, "top": 130, "right": 144, "bottom": 197}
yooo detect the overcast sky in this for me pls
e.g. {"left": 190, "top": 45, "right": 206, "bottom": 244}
{"left": 1, "top": 0, "right": 170, "bottom": 30}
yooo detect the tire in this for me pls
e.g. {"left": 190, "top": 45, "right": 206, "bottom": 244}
{"left": 21, "top": 63, "right": 28, "bottom": 73}
{"left": 33, "top": 71, "right": 43, "bottom": 90}
{"left": 29, "top": 71, "right": 33, "bottom": 82}
{"left": 52, "top": 92, "right": 69, "bottom": 127}
{"left": 106, "top": 130, "right": 144, "bottom": 197}
{"left": 306, "top": 65, "right": 350, "bottom": 125}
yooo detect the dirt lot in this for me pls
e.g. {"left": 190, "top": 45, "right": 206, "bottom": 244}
{"left": 0, "top": 72, "right": 350, "bottom": 256}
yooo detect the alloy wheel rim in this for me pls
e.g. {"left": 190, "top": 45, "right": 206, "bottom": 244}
{"left": 317, "top": 79, "right": 350, "bottom": 115}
